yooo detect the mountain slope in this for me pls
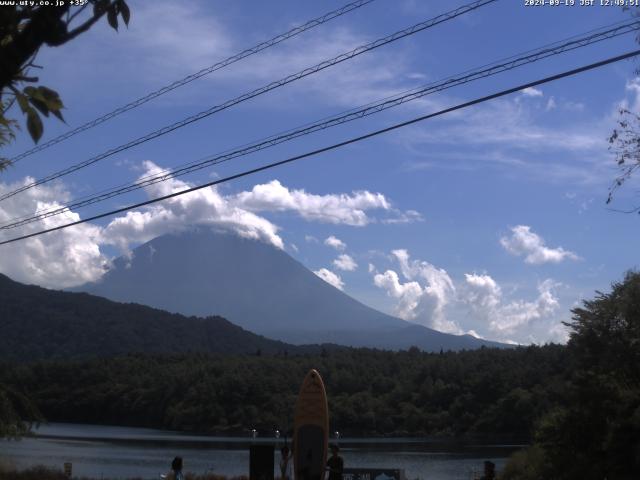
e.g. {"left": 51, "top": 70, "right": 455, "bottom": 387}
{"left": 0, "top": 273, "right": 309, "bottom": 362}
{"left": 77, "top": 229, "right": 506, "bottom": 351}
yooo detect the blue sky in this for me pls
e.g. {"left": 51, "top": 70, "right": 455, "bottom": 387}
{"left": 1, "top": 0, "right": 639, "bottom": 344}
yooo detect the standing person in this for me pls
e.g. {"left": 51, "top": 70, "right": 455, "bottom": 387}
{"left": 279, "top": 445, "right": 292, "bottom": 480}
{"left": 326, "top": 445, "right": 343, "bottom": 480}
{"left": 166, "top": 456, "right": 184, "bottom": 480}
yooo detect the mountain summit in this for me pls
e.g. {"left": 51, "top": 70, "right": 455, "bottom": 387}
{"left": 77, "top": 229, "right": 505, "bottom": 351}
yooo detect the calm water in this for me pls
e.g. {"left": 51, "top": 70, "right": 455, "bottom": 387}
{"left": 0, "top": 423, "right": 518, "bottom": 480}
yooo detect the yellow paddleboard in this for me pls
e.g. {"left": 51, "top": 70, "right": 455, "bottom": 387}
{"left": 293, "top": 369, "right": 329, "bottom": 480}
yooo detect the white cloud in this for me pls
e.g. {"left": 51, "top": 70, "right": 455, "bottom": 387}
{"left": 305, "top": 235, "right": 318, "bottom": 243}
{"left": 333, "top": 254, "right": 357, "bottom": 272}
{"left": 102, "top": 164, "right": 409, "bottom": 255}
{"left": 314, "top": 268, "right": 344, "bottom": 290}
{"left": 373, "top": 249, "right": 459, "bottom": 333}
{"left": 500, "top": 225, "right": 579, "bottom": 265}
{"left": 464, "top": 273, "right": 501, "bottom": 311}
{"left": 0, "top": 178, "right": 108, "bottom": 288}
{"left": 324, "top": 235, "right": 346, "bottom": 251}
{"left": 374, "top": 270, "right": 424, "bottom": 320}
{"left": 522, "top": 87, "right": 543, "bottom": 97}
{"left": 462, "top": 274, "right": 562, "bottom": 340}
{"left": 232, "top": 180, "right": 391, "bottom": 226}
{"left": 369, "top": 249, "right": 568, "bottom": 343}
{"left": 101, "top": 162, "right": 284, "bottom": 253}
{"left": 1, "top": 161, "right": 411, "bottom": 288}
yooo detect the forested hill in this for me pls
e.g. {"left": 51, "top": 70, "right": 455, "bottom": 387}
{"left": 0, "top": 273, "right": 315, "bottom": 361}
{"left": 1, "top": 345, "right": 569, "bottom": 439}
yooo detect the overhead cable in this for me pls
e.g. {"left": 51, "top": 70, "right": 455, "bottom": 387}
{"left": 7, "top": 0, "right": 377, "bottom": 165}
{"left": 2, "top": 18, "right": 638, "bottom": 230}
{"left": 0, "top": 0, "right": 498, "bottom": 202}
{"left": 1, "top": 48, "right": 638, "bottom": 246}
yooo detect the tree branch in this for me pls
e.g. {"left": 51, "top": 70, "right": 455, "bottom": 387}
{"left": 61, "top": 2, "right": 115, "bottom": 44}
{"left": 67, "top": 4, "right": 89, "bottom": 25}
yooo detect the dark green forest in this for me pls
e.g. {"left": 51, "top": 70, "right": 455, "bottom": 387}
{"left": 0, "top": 344, "right": 568, "bottom": 439}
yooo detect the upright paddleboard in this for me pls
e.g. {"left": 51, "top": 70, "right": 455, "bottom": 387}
{"left": 293, "top": 369, "right": 329, "bottom": 480}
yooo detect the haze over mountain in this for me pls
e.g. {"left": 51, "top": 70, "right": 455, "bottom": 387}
{"left": 77, "top": 229, "right": 506, "bottom": 351}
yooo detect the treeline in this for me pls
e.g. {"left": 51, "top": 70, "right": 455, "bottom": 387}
{"left": 1, "top": 344, "right": 568, "bottom": 439}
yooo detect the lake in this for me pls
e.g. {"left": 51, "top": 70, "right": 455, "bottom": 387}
{"left": 0, "top": 423, "right": 520, "bottom": 480}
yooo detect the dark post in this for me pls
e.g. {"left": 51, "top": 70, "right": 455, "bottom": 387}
{"left": 250, "top": 444, "right": 275, "bottom": 480}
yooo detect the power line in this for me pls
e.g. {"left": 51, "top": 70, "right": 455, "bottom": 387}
{"left": 7, "top": 0, "right": 377, "bottom": 165}
{"left": 3, "top": 18, "right": 638, "bottom": 230}
{"left": 0, "top": 0, "right": 498, "bottom": 203}
{"left": 1, "top": 48, "right": 638, "bottom": 247}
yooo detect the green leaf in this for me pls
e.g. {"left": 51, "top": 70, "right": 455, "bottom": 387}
{"left": 23, "top": 86, "right": 38, "bottom": 97}
{"left": 28, "top": 97, "right": 50, "bottom": 118}
{"left": 37, "top": 86, "right": 64, "bottom": 112}
{"left": 51, "top": 109, "right": 65, "bottom": 123}
{"left": 15, "top": 93, "right": 30, "bottom": 114}
{"left": 26, "top": 110, "right": 43, "bottom": 143}
{"left": 93, "top": 0, "right": 108, "bottom": 16}
{"left": 119, "top": 0, "right": 130, "bottom": 26}
{"left": 107, "top": 5, "right": 118, "bottom": 30}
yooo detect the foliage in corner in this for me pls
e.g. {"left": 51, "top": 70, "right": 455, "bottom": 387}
{"left": 0, "top": 0, "right": 130, "bottom": 167}
{"left": 502, "top": 271, "right": 640, "bottom": 479}
{"left": 608, "top": 108, "right": 640, "bottom": 213}
{"left": 0, "top": 383, "right": 41, "bottom": 438}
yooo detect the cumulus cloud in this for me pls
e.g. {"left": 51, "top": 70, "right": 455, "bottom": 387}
{"left": 462, "top": 273, "right": 562, "bottom": 338}
{"left": 0, "top": 178, "right": 108, "bottom": 288}
{"left": 500, "top": 225, "right": 579, "bottom": 265}
{"left": 101, "top": 161, "right": 284, "bottom": 252}
{"left": 373, "top": 270, "right": 424, "bottom": 320}
{"left": 231, "top": 180, "right": 391, "bottom": 226}
{"left": 369, "top": 249, "right": 567, "bottom": 343}
{"left": 333, "top": 254, "right": 357, "bottom": 272}
{"left": 1, "top": 161, "right": 412, "bottom": 289}
{"left": 314, "top": 268, "right": 344, "bottom": 290}
{"left": 324, "top": 235, "right": 346, "bottom": 251}
{"left": 373, "top": 249, "right": 459, "bottom": 333}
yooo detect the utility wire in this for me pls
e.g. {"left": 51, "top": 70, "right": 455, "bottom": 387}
{"left": 1, "top": 48, "right": 638, "bottom": 247}
{"left": 2, "top": 18, "right": 638, "bottom": 230}
{"left": 7, "top": 0, "right": 377, "bottom": 165}
{"left": 0, "top": 0, "right": 498, "bottom": 203}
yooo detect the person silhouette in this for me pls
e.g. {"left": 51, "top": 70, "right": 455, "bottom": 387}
{"left": 326, "top": 445, "right": 343, "bottom": 480}
{"left": 167, "top": 456, "right": 184, "bottom": 480}
{"left": 280, "top": 445, "right": 292, "bottom": 480}
{"left": 478, "top": 460, "right": 495, "bottom": 480}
